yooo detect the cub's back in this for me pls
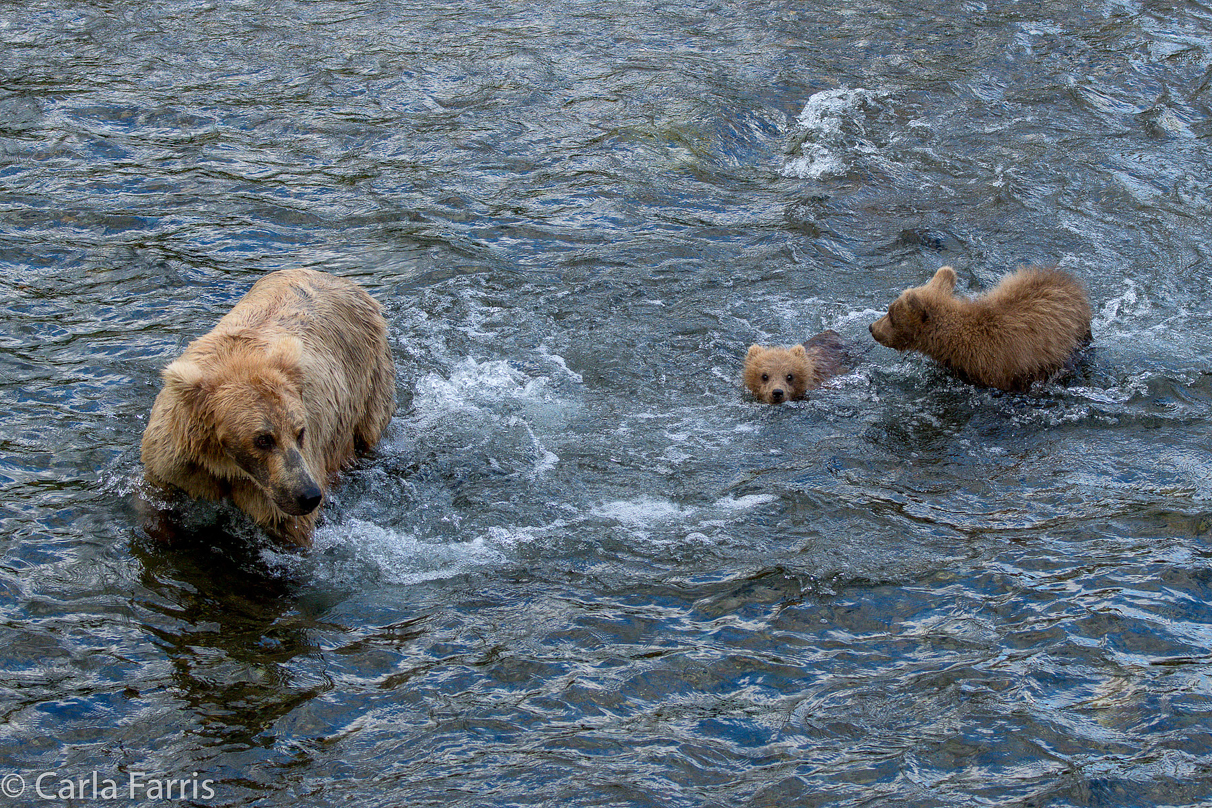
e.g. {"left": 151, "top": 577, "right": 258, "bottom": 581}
{"left": 982, "top": 267, "right": 1091, "bottom": 337}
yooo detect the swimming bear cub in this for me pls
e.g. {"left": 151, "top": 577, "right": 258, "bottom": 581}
{"left": 744, "top": 330, "right": 853, "bottom": 404}
{"left": 140, "top": 268, "right": 397, "bottom": 546}
{"left": 869, "top": 265, "right": 1092, "bottom": 392}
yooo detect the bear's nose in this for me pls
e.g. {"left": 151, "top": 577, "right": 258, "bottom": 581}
{"left": 771, "top": 388, "right": 785, "bottom": 401}
{"left": 296, "top": 486, "right": 323, "bottom": 514}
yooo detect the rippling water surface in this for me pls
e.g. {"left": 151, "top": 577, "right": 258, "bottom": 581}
{"left": 3, "top": 1, "right": 1212, "bottom": 805}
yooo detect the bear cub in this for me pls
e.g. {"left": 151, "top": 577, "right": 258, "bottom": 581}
{"left": 744, "top": 330, "right": 853, "bottom": 404}
{"left": 869, "top": 265, "right": 1092, "bottom": 392}
{"left": 140, "top": 268, "right": 396, "bottom": 546}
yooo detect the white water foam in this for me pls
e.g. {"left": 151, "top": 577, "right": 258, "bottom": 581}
{"left": 832, "top": 306, "right": 888, "bottom": 330}
{"left": 591, "top": 497, "right": 698, "bottom": 528}
{"left": 715, "top": 494, "right": 778, "bottom": 511}
{"left": 1094, "top": 278, "right": 1147, "bottom": 333}
{"left": 278, "top": 493, "right": 779, "bottom": 585}
{"left": 263, "top": 518, "right": 510, "bottom": 587}
{"left": 590, "top": 493, "right": 777, "bottom": 543}
{"left": 405, "top": 354, "right": 572, "bottom": 478}
{"left": 412, "top": 356, "right": 560, "bottom": 420}
{"left": 782, "top": 88, "right": 879, "bottom": 180}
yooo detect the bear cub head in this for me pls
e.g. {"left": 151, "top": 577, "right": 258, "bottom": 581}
{"left": 743, "top": 344, "right": 816, "bottom": 404}
{"left": 161, "top": 334, "right": 323, "bottom": 517}
{"left": 868, "top": 265, "right": 956, "bottom": 351}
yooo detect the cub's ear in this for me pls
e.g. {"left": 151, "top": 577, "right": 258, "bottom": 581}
{"left": 791, "top": 344, "right": 808, "bottom": 357}
{"left": 162, "top": 359, "right": 209, "bottom": 409}
{"left": 746, "top": 344, "right": 764, "bottom": 360}
{"left": 928, "top": 265, "right": 957, "bottom": 293}
{"left": 902, "top": 291, "right": 929, "bottom": 324}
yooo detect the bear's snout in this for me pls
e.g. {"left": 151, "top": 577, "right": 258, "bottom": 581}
{"left": 770, "top": 388, "right": 786, "bottom": 402}
{"left": 276, "top": 477, "right": 322, "bottom": 516}
{"left": 272, "top": 449, "right": 324, "bottom": 516}
{"left": 293, "top": 484, "right": 323, "bottom": 515}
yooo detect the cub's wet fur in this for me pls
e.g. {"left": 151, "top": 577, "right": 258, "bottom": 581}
{"left": 869, "top": 265, "right": 1092, "bottom": 392}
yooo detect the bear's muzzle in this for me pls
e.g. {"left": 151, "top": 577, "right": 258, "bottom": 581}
{"left": 272, "top": 449, "right": 324, "bottom": 516}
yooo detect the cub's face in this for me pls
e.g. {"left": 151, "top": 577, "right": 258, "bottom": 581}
{"left": 869, "top": 293, "right": 924, "bottom": 350}
{"left": 744, "top": 344, "right": 814, "bottom": 404}
{"left": 869, "top": 265, "right": 956, "bottom": 351}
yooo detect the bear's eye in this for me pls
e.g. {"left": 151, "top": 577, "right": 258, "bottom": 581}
{"left": 296, "top": 426, "right": 306, "bottom": 445}
{"left": 761, "top": 373, "right": 769, "bottom": 382}
{"left": 785, "top": 374, "right": 795, "bottom": 383}
{"left": 253, "top": 433, "right": 276, "bottom": 452}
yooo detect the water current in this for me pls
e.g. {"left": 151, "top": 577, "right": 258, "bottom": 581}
{"left": 2, "top": 1, "right": 1212, "bottom": 805}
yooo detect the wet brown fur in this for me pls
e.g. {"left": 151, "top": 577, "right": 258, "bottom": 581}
{"left": 744, "top": 330, "right": 853, "bottom": 404}
{"left": 141, "top": 269, "right": 396, "bottom": 546}
{"left": 869, "top": 265, "right": 1092, "bottom": 392}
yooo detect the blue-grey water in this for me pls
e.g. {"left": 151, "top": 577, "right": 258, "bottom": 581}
{"left": 2, "top": 1, "right": 1212, "bottom": 806}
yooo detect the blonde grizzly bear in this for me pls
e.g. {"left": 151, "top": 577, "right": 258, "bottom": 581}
{"left": 141, "top": 268, "right": 396, "bottom": 546}
{"left": 744, "top": 330, "right": 853, "bottom": 404}
{"left": 869, "top": 265, "right": 1092, "bottom": 392}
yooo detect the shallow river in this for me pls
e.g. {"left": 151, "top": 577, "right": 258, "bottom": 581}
{"left": 3, "top": 1, "right": 1212, "bottom": 805}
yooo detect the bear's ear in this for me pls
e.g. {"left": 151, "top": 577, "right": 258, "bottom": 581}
{"left": 162, "top": 359, "right": 210, "bottom": 410}
{"left": 267, "top": 336, "right": 304, "bottom": 380}
{"left": 746, "top": 344, "right": 764, "bottom": 360}
{"left": 791, "top": 344, "right": 808, "bottom": 357}
{"left": 928, "top": 265, "right": 957, "bottom": 293}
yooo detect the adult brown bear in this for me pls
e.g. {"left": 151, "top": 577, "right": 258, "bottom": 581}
{"left": 140, "top": 269, "right": 396, "bottom": 546}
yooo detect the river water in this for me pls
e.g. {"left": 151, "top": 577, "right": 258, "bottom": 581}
{"left": 3, "top": 1, "right": 1212, "bottom": 806}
